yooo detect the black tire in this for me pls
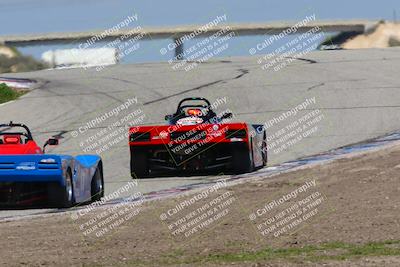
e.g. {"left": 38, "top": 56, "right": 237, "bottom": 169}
{"left": 130, "top": 147, "right": 149, "bottom": 178}
{"left": 91, "top": 163, "right": 104, "bottom": 202}
{"left": 262, "top": 133, "right": 268, "bottom": 167}
{"left": 48, "top": 169, "right": 74, "bottom": 208}
{"left": 232, "top": 145, "right": 253, "bottom": 174}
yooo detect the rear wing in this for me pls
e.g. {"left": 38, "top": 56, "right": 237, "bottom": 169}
{"left": 129, "top": 123, "right": 251, "bottom": 146}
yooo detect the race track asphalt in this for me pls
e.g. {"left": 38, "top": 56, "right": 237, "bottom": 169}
{"left": 1, "top": 47, "right": 400, "bottom": 218}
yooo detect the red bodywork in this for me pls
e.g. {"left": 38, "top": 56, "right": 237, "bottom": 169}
{"left": 0, "top": 137, "right": 42, "bottom": 155}
{"left": 129, "top": 123, "right": 250, "bottom": 147}
{"left": 128, "top": 122, "right": 266, "bottom": 177}
{"left": 0, "top": 131, "right": 45, "bottom": 206}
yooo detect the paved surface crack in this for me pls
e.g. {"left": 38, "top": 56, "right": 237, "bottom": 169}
{"left": 307, "top": 82, "right": 325, "bottom": 91}
{"left": 285, "top": 56, "right": 318, "bottom": 64}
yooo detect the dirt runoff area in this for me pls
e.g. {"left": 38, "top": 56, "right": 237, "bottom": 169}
{"left": 1, "top": 143, "right": 400, "bottom": 267}
{"left": 343, "top": 22, "right": 400, "bottom": 49}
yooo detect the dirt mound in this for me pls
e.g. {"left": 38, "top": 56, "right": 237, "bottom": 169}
{"left": 0, "top": 45, "right": 48, "bottom": 73}
{"left": 0, "top": 45, "right": 17, "bottom": 58}
{"left": 343, "top": 22, "right": 400, "bottom": 49}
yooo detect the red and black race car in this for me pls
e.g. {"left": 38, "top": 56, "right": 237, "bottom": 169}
{"left": 129, "top": 97, "right": 267, "bottom": 178}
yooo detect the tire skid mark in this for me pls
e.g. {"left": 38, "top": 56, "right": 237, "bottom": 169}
{"left": 143, "top": 68, "right": 249, "bottom": 105}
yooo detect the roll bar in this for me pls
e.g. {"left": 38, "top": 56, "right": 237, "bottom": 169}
{"left": 176, "top": 97, "right": 212, "bottom": 113}
{"left": 0, "top": 121, "right": 33, "bottom": 140}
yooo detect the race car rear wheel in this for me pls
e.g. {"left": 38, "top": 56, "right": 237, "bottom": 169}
{"left": 130, "top": 147, "right": 149, "bottom": 178}
{"left": 232, "top": 145, "right": 253, "bottom": 174}
{"left": 48, "top": 169, "right": 75, "bottom": 208}
{"left": 91, "top": 163, "right": 104, "bottom": 202}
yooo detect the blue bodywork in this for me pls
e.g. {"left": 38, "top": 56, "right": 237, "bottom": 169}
{"left": 0, "top": 154, "right": 102, "bottom": 203}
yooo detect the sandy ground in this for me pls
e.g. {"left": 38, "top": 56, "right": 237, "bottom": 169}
{"left": 0, "top": 143, "right": 399, "bottom": 267}
{"left": 343, "top": 22, "right": 400, "bottom": 49}
{"left": 0, "top": 45, "right": 17, "bottom": 58}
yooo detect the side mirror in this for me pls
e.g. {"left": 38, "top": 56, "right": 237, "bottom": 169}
{"left": 48, "top": 138, "right": 59, "bottom": 146}
{"left": 221, "top": 112, "right": 233, "bottom": 120}
{"left": 43, "top": 138, "right": 59, "bottom": 153}
{"left": 165, "top": 114, "right": 173, "bottom": 121}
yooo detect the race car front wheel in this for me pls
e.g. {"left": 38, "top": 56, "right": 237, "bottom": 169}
{"left": 130, "top": 147, "right": 149, "bottom": 178}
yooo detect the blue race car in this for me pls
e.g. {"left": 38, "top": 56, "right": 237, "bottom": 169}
{"left": 0, "top": 122, "right": 104, "bottom": 208}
